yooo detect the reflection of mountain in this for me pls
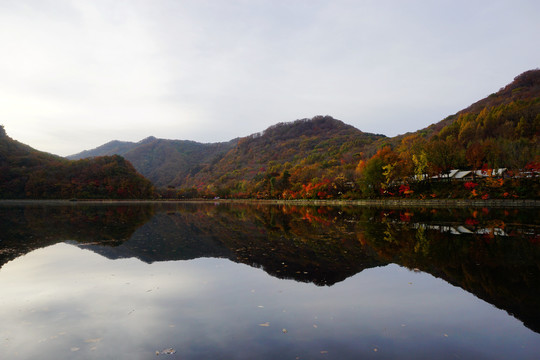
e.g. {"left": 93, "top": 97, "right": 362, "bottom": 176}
{"left": 77, "top": 211, "right": 236, "bottom": 262}
{"left": 0, "top": 202, "right": 539, "bottom": 333}
{"left": 0, "top": 203, "right": 154, "bottom": 268}
{"left": 74, "top": 203, "right": 540, "bottom": 333}
{"left": 79, "top": 204, "right": 383, "bottom": 286}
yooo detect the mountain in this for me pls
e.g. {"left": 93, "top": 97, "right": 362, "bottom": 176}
{"left": 68, "top": 70, "right": 539, "bottom": 199}
{"left": 183, "top": 116, "right": 385, "bottom": 193}
{"left": 0, "top": 126, "right": 154, "bottom": 199}
{"left": 70, "top": 115, "right": 386, "bottom": 194}
{"left": 69, "top": 136, "right": 238, "bottom": 188}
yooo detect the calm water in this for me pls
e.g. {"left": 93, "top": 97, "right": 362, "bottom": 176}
{"left": 0, "top": 202, "right": 539, "bottom": 359}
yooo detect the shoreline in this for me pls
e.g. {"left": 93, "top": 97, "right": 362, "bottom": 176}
{"left": 0, "top": 198, "right": 538, "bottom": 208}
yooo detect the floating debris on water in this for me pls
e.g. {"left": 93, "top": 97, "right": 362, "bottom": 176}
{"left": 85, "top": 338, "right": 102, "bottom": 343}
{"left": 156, "top": 348, "right": 176, "bottom": 355}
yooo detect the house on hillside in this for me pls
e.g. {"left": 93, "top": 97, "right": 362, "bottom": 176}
{"left": 454, "top": 170, "right": 474, "bottom": 180}
{"left": 413, "top": 174, "right": 430, "bottom": 181}
{"left": 475, "top": 168, "right": 508, "bottom": 178}
{"left": 431, "top": 169, "right": 473, "bottom": 181}
{"left": 425, "top": 168, "right": 508, "bottom": 182}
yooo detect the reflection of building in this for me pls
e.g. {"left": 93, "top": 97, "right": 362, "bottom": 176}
{"left": 411, "top": 223, "right": 508, "bottom": 236}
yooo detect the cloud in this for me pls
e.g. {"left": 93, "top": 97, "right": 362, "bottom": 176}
{"left": 0, "top": 0, "right": 539, "bottom": 155}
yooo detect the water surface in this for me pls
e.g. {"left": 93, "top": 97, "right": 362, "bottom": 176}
{"left": 0, "top": 202, "right": 539, "bottom": 359}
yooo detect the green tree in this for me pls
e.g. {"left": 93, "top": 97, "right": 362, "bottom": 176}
{"left": 359, "top": 156, "right": 385, "bottom": 197}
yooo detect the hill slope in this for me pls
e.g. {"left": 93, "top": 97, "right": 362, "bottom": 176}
{"left": 425, "top": 68, "right": 540, "bottom": 138}
{"left": 372, "top": 69, "right": 540, "bottom": 149}
{"left": 355, "top": 69, "right": 540, "bottom": 197}
{"left": 0, "top": 126, "right": 154, "bottom": 199}
{"left": 184, "top": 116, "right": 385, "bottom": 195}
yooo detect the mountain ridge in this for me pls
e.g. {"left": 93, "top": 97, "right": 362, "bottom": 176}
{"left": 69, "top": 115, "right": 386, "bottom": 191}
{"left": 69, "top": 69, "right": 540, "bottom": 166}
{"left": 10, "top": 69, "right": 540, "bottom": 199}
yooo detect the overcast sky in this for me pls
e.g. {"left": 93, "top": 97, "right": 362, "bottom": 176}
{"left": 1, "top": 0, "right": 539, "bottom": 156}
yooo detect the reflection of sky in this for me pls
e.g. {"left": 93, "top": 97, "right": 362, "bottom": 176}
{"left": 1, "top": 243, "right": 539, "bottom": 359}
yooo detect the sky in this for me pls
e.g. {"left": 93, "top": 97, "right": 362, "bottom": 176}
{"left": 1, "top": 0, "right": 539, "bottom": 156}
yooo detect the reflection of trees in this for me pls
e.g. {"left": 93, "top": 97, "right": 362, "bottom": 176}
{"left": 356, "top": 206, "right": 540, "bottom": 333}
{"left": 414, "top": 225, "right": 429, "bottom": 256}
{"left": 184, "top": 204, "right": 540, "bottom": 332}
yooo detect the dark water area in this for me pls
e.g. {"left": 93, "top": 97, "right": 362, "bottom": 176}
{"left": 0, "top": 202, "right": 539, "bottom": 359}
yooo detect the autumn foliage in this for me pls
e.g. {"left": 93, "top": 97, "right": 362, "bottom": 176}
{"left": 161, "top": 70, "right": 539, "bottom": 200}
{"left": 3, "top": 70, "right": 540, "bottom": 200}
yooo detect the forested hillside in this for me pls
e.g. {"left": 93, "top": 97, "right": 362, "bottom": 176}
{"left": 180, "top": 70, "right": 538, "bottom": 199}
{"left": 0, "top": 126, "right": 154, "bottom": 199}
{"left": 354, "top": 69, "right": 539, "bottom": 198}
{"left": 182, "top": 116, "right": 386, "bottom": 197}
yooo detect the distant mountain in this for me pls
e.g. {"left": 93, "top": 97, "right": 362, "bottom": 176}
{"left": 70, "top": 115, "right": 386, "bottom": 192}
{"left": 69, "top": 136, "right": 238, "bottom": 188}
{"left": 0, "top": 126, "right": 154, "bottom": 199}
{"left": 68, "top": 138, "right": 147, "bottom": 159}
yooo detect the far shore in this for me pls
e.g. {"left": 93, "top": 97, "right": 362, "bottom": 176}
{"left": 0, "top": 198, "right": 538, "bottom": 208}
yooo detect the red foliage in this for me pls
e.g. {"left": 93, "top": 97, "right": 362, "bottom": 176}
{"left": 301, "top": 212, "right": 331, "bottom": 226}
{"left": 525, "top": 161, "right": 540, "bottom": 171}
{"left": 398, "top": 185, "right": 414, "bottom": 196}
{"left": 464, "top": 182, "right": 478, "bottom": 189}
{"left": 399, "top": 212, "right": 413, "bottom": 222}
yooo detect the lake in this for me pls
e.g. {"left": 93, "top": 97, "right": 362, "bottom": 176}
{"left": 0, "top": 202, "right": 539, "bottom": 359}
